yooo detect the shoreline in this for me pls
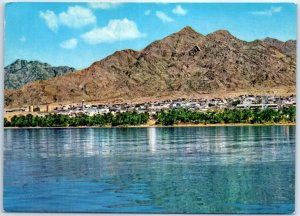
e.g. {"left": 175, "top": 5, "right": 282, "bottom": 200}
{"left": 4, "top": 122, "right": 296, "bottom": 129}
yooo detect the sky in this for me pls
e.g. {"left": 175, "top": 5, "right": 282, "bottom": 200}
{"left": 5, "top": 2, "right": 297, "bottom": 69}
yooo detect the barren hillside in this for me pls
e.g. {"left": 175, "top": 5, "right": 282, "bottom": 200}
{"left": 5, "top": 26, "right": 296, "bottom": 107}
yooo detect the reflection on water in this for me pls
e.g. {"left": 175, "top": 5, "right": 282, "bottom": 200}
{"left": 4, "top": 126, "right": 295, "bottom": 213}
{"left": 148, "top": 128, "right": 157, "bottom": 153}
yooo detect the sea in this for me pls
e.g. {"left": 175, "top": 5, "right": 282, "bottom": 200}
{"left": 3, "top": 126, "right": 295, "bottom": 213}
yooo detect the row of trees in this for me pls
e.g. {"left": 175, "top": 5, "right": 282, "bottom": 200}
{"left": 5, "top": 112, "right": 149, "bottom": 127}
{"left": 4, "top": 107, "right": 295, "bottom": 127}
{"left": 154, "top": 107, "right": 296, "bottom": 125}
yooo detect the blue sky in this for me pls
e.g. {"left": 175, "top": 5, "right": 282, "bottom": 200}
{"left": 5, "top": 2, "right": 296, "bottom": 69}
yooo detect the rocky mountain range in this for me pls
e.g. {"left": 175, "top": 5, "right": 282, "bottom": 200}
{"left": 263, "top": 37, "right": 296, "bottom": 58}
{"left": 4, "top": 26, "right": 296, "bottom": 107}
{"left": 4, "top": 59, "right": 75, "bottom": 89}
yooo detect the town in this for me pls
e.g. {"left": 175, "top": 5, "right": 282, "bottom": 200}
{"left": 5, "top": 95, "right": 296, "bottom": 117}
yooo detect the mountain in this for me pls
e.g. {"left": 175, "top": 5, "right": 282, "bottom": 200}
{"left": 5, "top": 26, "right": 296, "bottom": 107}
{"left": 263, "top": 37, "right": 296, "bottom": 57}
{"left": 4, "top": 59, "right": 76, "bottom": 89}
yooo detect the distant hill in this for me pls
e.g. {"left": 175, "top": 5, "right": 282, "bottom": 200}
{"left": 5, "top": 27, "right": 296, "bottom": 107}
{"left": 263, "top": 37, "right": 296, "bottom": 58}
{"left": 4, "top": 59, "right": 76, "bottom": 89}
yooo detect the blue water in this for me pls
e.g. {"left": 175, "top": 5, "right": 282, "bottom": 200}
{"left": 4, "top": 126, "right": 295, "bottom": 213}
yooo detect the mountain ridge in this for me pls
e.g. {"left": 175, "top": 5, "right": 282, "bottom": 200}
{"left": 262, "top": 37, "right": 296, "bottom": 57}
{"left": 4, "top": 26, "right": 296, "bottom": 107}
{"left": 4, "top": 59, "right": 76, "bottom": 89}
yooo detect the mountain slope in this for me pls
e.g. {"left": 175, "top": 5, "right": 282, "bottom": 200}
{"left": 4, "top": 27, "right": 296, "bottom": 107}
{"left": 263, "top": 37, "right": 296, "bottom": 57}
{"left": 4, "top": 59, "right": 76, "bottom": 89}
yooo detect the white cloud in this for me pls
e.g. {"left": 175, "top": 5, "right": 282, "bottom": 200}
{"left": 40, "top": 6, "right": 96, "bottom": 31}
{"left": 39, "top": 10, "right": 59, "bottom": 32}
{"left": 272, "top": 7, "right": 282, "bottom": 13}
{"left": 60, "top": 38, "right": 78, "bottom": 49}
{"left": 20, "top": 36, "right": 26, "bottom": 42}
{"left": 172, "top": 5, "right": 187, "bottom": 15}
{"left": 59, "top": 6, "right": 96, "bottom": 28}
{"left": 251, "top": 6, "right": 282, "bottom": 16}
{"left": 156, "top": 11, "right": 174, "bottom": 23}
{"left": 88, "top": 2, "right": 121, "bottom": 10}
{"left": 81, "top": 18, "right": 146, "bottom": 44}
{"left": 144, "top": 10, "right": 151, "bottom": 15}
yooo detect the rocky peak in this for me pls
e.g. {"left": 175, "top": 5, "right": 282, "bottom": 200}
{"left": 263, "top": 37, "right": 283, "bottom": 46}
{"left": 4, "top": 59, "right": 76, "bottom": 89}
{"left": 142, "top": 26, "right": 204, "bottom": 58}
{"left": 11, "top": 59, "right": 28, "bottom": 69}
{"left": 9, "top": 59, "right": 52, "bottom": 70}
{"left": 178, "top": 26, "right": 200, "bottom": 35}
{"left": 263, "top": 37, "right": 296, "bottom": 57}
{"left": 207, "top": 30, "right": 236, "bottom": 41}
{"left": 172, "top": 26, "right": 204, "bottom": 40}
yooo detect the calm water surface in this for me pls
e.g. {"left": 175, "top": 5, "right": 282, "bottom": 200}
{"left": 4, "top": 126, "right": 295, "bottom": 213}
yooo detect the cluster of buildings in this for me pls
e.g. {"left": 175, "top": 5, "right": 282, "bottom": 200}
{"left": 5, "top": 95, "right": 296, "bottom": 117}
{"left": 46, "top": 95, "right": 296, "bottom": 116}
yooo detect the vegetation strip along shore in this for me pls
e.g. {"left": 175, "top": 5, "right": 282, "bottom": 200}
{"left": 4, "top": 107, "right": 296, "bottom": 127}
